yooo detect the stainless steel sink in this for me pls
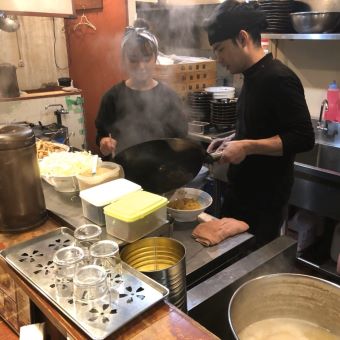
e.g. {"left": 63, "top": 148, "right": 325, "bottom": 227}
{"left": 291, "top": 142, "right": 340, "bottom": 220}
{"left": 295, "top": 142, "right": 340, "bottom": 175}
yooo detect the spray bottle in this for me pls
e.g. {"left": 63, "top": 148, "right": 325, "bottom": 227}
{"left": 325, "top": 81, "right": 340, "bottom": 122}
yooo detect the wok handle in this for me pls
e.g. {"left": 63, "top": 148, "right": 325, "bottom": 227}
{"left": 205, "top": 151, "right": 222, "bottom": 163}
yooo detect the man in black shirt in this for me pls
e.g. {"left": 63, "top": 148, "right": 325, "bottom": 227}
{"left": 205, "top": 0, "right": 315, "bottom": 247}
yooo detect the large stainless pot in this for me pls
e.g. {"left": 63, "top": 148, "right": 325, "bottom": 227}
{"left": 0, "top": 125, "right": 47, "bottom": 232}
{"left": 228, "top": 273, "right": 340, "bottom": 339}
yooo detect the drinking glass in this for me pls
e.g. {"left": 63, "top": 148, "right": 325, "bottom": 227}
{"left": 89, "top": 240, "right": 123, "bottom": 298}
{"left": 73, "top": 264, "right": 110, "bottom": 303}
{"left": 53, "top": 246, "right": 84, "bottom": 298}
{"left": 73, "top": 224, "right": 102, "bottom": 262}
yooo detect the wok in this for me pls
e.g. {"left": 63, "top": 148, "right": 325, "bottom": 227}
{"left": 114, "top": 138, "right": 220, "bottom": 194}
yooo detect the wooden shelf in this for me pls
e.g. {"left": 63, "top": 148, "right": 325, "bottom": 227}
{"left": 0, "top": 89, "right": 82, "bottom": 102}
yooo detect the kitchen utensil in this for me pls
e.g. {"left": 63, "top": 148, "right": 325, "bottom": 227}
{"left": 89, "top": 240, "right": 123, "bottom": 300}
{"left": 103, "top": 191, "right": 168, "bottom": 242}
{"left": 91, "top": 154, "right": 98, "bottom": 175}
{"left": 188, "top": 121, "right": 210, "bottom": 134}
{"left": 0, "top": 63, "right": 20, "bottom": 98}
{"left": 167, "top": 187, "right": 213, "bottom": 222}
{"left": 113, "top": 138, "right": 220, "bottom": 194}
{"left": 0, "top": 12, "right": 20, "bottom": 32}
{"left": 73, "top": 224, "right": 102, "bottom": 261}
{"left": 76, "top": 161, "right": 123, "bottom": 191}
{"left": 120, "top": 237, "right": 187, "bottom": 312}
{"left": 290, "top": 11, "right": 340, "bottom": 33}
{"left": 53, "top": 246, "right": 85, "bottom": 298}
{"left": 79, "top": 178, "right": 141, "bottom": 226}
{"left": 228, "top": 273, "right": 340, "bottom": 339}
{"left": 73, "top": 265, "right": 110, "bottom": 305}
{"left": 0, "top": 125, "right": 47, "bottom": 232}
{"left": 0, "top": 227, "right": 169, "bottom": 340}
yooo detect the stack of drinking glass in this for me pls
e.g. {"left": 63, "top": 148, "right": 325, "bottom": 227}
{"left": 52, "top": 224, "right": 122, "bottom": 309}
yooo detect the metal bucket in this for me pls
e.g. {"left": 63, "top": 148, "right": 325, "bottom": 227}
{"left": 121, "top": 237, "right": 187, "bottom": 311}
{"left": 228, "top": 273, "right": 340, "bottom": 339}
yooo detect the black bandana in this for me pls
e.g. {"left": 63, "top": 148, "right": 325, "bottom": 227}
{"left": 204, "top": 1, "right": 267, "bottom": 45}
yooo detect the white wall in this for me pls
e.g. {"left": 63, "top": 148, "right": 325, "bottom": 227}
{"left": 0, "top": 16, "right": 69, "bottom": 91}
{"left": 272, "top": 40, "right": 340, "bottom": 118}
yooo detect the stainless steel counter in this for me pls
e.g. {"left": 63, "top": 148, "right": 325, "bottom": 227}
{"left": 42, "top": 181, "right": 254, "bottom": 288}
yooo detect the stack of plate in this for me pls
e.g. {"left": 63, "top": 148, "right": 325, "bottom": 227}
{"left": 210, "top": 98, "right": 237, "bottom": 131}
{"left": 187, "top": 91, "right": 213, "bottom": 122}
{"left": 205, "top": 86, "right": 235, "bottom": 99}
{"left": 259, "top": 0, "right": 294, "bottom": 33}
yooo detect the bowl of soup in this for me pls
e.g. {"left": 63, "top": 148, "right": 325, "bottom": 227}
{"left": 167, "top": 187, "right": 212, "bottom": 222}
{"left": 228, "top": 273, "right": 340, "bottom": 340}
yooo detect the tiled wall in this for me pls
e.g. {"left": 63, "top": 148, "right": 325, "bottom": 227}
{"left": 0, "top": 94, "right": 86, "bottom": 149}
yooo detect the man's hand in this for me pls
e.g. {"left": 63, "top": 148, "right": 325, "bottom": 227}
{"left": 207, "top": 133, "right": 235, "bottom": 153}
{"left": 100, "top": 137, "right": 117, "bottom": 156}
{"left": 219, "top": 135, "right": 283, "bottom": 164}
{"left": 220, "top": 140, "right": 248, "bottom": 164}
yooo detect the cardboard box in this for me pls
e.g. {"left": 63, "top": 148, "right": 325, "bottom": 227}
{"left": 153, "top": 60, "right": 217, "bottom": 99}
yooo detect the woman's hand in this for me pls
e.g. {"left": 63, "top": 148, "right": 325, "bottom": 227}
{"left": 100, "top": 136, "right": 117, "bottom": 156}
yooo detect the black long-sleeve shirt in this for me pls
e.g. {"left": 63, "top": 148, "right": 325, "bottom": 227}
{"left": 228, "top": 53, "right": 315, "bottom": 209}
{"left": 95, "top": 81, "right": 188, "bottom": 154}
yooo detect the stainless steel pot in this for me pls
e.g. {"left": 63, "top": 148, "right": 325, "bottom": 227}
{"left": 0, "top": 125, "right": 47, "bottom": 232}
{"left": 228, "top": 273, "right": 340, "bottom": 339}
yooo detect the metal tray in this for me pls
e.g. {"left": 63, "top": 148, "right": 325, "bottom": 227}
{"left": 0, "top": 227, "right": 169, "bottom": 340}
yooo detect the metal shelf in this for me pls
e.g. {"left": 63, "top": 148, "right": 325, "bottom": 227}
{"left": 262, "top": 33, "right": 340, "bottom": 40}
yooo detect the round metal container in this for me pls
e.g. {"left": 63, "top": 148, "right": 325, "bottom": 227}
{"left": 228, "top": 273, "right": 340, "bottom": 339}
{"left": 0, "top": 125, "right": 47, "bottom": 232}
{"left": 121, "top": 237, "right": 187, "bottom": 311}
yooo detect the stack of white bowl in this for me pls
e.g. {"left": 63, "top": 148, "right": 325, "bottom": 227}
{"left": 205, "top": 86, "right": 235, "bottom": 99}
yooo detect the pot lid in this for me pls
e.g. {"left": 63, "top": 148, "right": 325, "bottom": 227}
{"left": 0, "top": 124, "right": 35, "bottom": 150}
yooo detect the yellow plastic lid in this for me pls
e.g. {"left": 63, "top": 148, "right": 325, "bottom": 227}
{"left": 104, "top": 191, "right": 168, "bottom": 222}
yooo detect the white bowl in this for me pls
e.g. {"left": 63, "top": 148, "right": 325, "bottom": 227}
{"left": 42, "top": 175, "right": 79, "bottom": 193}
{"left": 167, "top": 187, "right": 213, "bottom": 222}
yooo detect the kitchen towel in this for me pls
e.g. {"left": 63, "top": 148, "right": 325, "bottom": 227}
{"left": 192, "top": 217, "right": 249, "bottom": 247}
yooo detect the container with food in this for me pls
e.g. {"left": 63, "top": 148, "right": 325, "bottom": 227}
{"left": 167, "top": 187, "right": 213, "bottom": 222}
{"left": 36, "top": 139, "right": 69, "bottom": 160}
{"left": 229, "top": 273, "right": 340, "bottom": 340}
{"left": 104, "top": 191, "right": 168, "bottom": 242}
{"left": 76, "top": 161, "right": 123, "bottom": 191}
{"left": 79, "top": 178, "right": 141, "bottom": 226}
{"left": 38, "top": 151, "right": 95, "bottom": 192}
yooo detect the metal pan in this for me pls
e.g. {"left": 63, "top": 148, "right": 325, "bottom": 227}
{"left": 114, "top": 138, "right": 219, "bottom": 194}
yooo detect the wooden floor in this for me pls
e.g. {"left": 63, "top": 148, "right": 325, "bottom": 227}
{"left": 0, "top": 320, "right": 18, "bottom": 340}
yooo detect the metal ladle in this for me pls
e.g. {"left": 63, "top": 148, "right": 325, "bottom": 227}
{"left": 0, "top": 12, "right": 20, "bottom": 32}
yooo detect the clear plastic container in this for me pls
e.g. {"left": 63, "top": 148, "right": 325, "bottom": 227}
{"left": 104, "top": 191, "right": 168, "bottom": 242}
{"left": 79, "top": 178, "right": 141, "bottom": 226}
{"left": 76, "top": 161, "right": 123, "bottom": 191}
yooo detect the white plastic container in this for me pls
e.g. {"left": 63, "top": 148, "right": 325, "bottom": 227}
{"left": 79, "top": 179, "right": 141, "bottom": 226}
{"left": 104, "top": 191, "right": 168, "bottom": 242}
